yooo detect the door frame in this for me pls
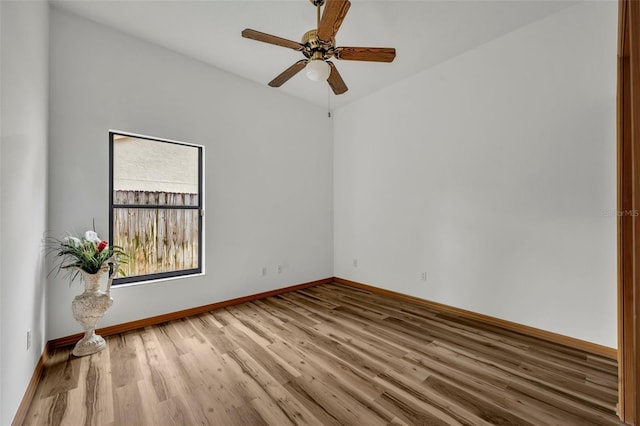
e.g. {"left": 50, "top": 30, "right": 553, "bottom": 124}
{"left": 617, "top": 0, "right": 640, "bottom": 423}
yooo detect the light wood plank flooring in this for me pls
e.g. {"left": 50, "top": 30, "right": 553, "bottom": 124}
{"left": 23, "top": 282, "right": 623, "bottom": 425}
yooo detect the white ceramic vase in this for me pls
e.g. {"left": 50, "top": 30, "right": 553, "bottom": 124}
{"left": 71, "top": 257, "right": 117, "bottom": 357}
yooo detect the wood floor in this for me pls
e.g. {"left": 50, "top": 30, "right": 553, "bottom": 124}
{"left": 23, "top": 282, "right": 623, "bottom": 425}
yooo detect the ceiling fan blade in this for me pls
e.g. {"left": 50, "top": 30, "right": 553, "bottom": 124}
{"left": 327, "top": 61, "right": 348, "bottom": 95}
{"left": 317, "top": 0, "right": 351, "bottom": 41}
{"left": 336, "top": 46, "right": 396, "bottom": 62}
{"left": 242, "top": 29, "right": 303, "bottom": 51}
{"left": 269, "top": 60, "right": 308, "bottom": 87}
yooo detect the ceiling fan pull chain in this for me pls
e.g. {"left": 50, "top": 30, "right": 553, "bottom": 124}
{"left": 327, "top": 85, "right": 332, "bottom": 118}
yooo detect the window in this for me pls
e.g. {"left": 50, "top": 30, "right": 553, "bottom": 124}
{"left": 109, "top": 131, "right": 203, "bottom": 284}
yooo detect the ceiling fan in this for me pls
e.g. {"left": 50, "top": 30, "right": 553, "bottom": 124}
{"left": 241, "top": 0, "right": 396, "bottom": 95}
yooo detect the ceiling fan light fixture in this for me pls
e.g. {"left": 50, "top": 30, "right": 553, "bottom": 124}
{"left": 306, "top": 59, "right": 330, "bottom": 82}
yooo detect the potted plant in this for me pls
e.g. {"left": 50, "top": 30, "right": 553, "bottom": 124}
{"left": 49, "top": 229, "right": 127, "bottom": 356}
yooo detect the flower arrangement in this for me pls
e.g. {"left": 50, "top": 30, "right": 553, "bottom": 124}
{"left": 49, "top": 229, "right": 127, "bottom": 283}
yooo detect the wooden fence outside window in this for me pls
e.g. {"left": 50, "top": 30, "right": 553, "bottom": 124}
{"left": 113, "top": 191, "right": 199, "bottom": 277}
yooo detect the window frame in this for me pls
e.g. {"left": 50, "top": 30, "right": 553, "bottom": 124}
{"left": 109, "top": 130, "right": 204, "bottom": 285}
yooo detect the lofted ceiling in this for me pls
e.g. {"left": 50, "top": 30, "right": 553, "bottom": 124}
{"left": 51, "top": 0, "right": 576, "bottom": 109}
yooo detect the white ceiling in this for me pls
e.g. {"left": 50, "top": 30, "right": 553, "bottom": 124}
{"left": 51, "top": 0, "right": 577, "bottom": 109}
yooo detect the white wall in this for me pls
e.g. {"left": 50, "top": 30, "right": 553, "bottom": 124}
{"left": 48, "top": 7, "right": 333, "bottom": 339}
{"left": 0, "top": 1, "right": 49, "bottom": 424}
{"left": 334, "top": 1, "right": 617, "bottom": 348}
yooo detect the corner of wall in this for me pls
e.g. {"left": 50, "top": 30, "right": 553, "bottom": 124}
{"left": 0, "top": 1, "right": 50, "bottom": 424}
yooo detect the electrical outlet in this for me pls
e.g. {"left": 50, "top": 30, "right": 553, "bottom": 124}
{"left": 353, "top": 259, "right": 358, "bottom": 268}
{"left": 261, "top": 267, "right": 267, "bottom": 276}
{"left": 421, "top": 272, "right": 427, "bottom": 281}
{"left": 27, "top": 330, "right": 32, "bottom": 350}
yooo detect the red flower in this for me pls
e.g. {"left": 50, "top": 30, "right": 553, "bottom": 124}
{"left": 97, "top": 240, "right": 108, "bottom": 252}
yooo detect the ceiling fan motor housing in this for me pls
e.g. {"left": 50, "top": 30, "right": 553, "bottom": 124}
{"left": 302, "top": 30, "right": 335, "bottom": 60}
